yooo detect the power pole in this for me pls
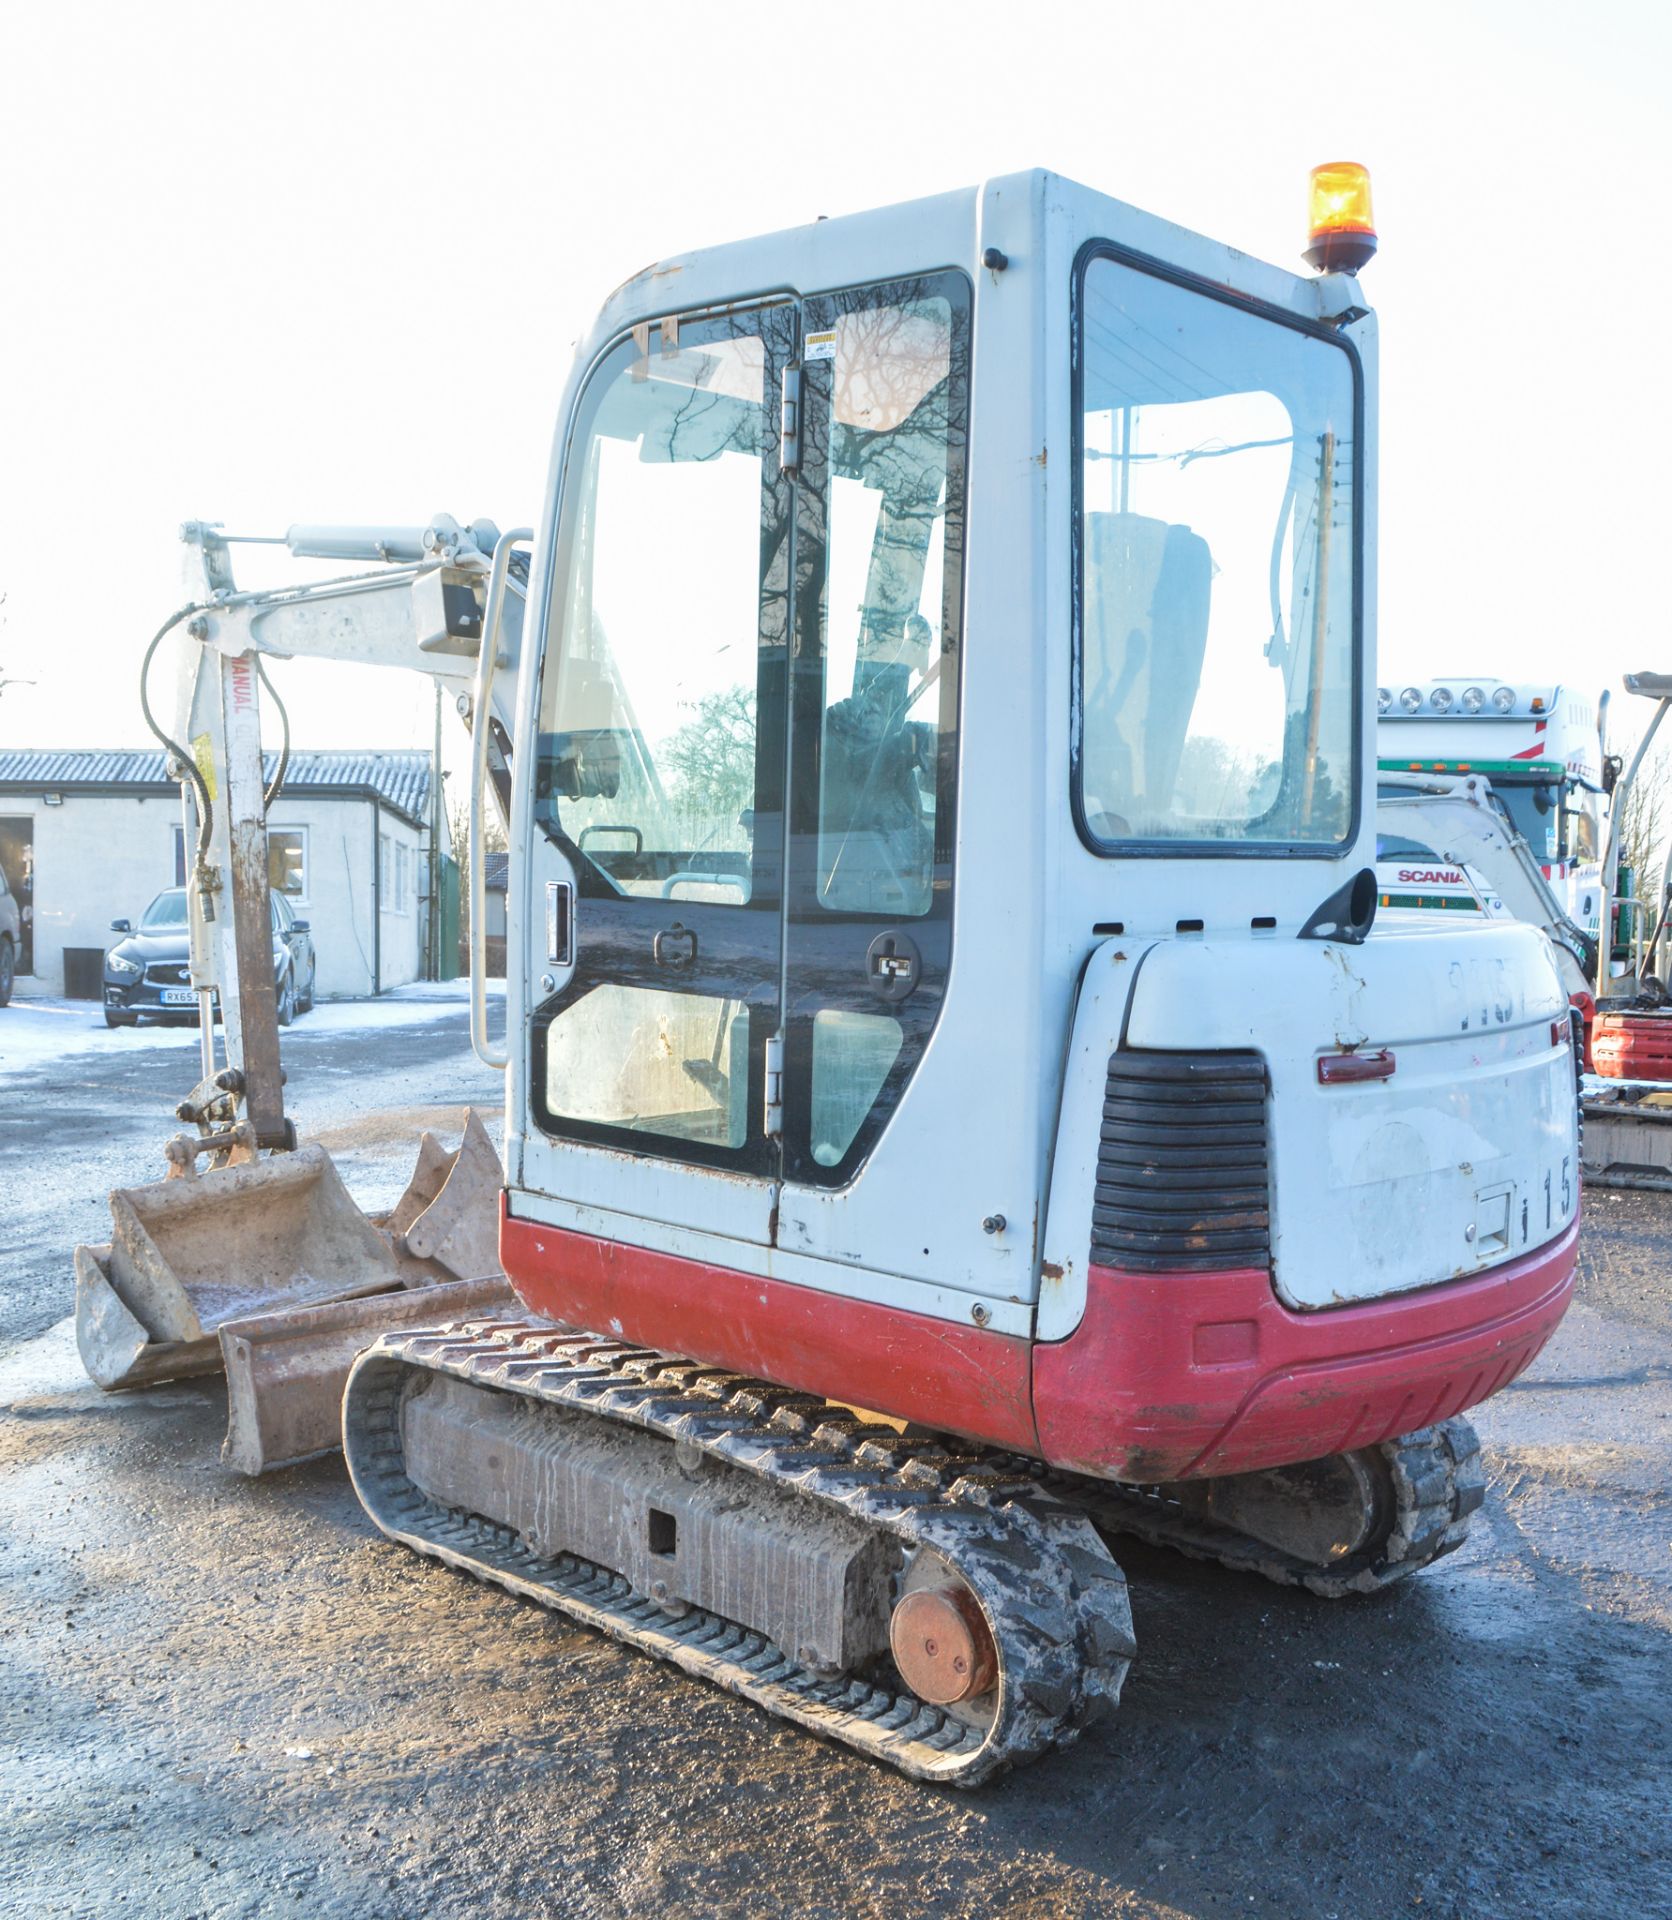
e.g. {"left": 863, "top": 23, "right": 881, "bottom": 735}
{"left": 429, "top": 679, "right": 443, "bottom": 980}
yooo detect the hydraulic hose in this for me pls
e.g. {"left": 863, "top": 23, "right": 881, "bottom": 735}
{"left": 139, "top": 610, "right": 291, "bottom": 873}
{"left": 255, "top": 655, "right": 290, "bottom": 809}
{"left": 138, "top": 605, "right": 214, "bottom": 869}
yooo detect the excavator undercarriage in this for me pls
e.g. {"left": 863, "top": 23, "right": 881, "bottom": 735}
{"left": 343, "top": 1319, "right": 1484, "bottom": 1782}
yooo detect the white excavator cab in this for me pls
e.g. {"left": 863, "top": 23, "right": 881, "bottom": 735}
{"left": 500, "top": 171, "right": 1575, "bottom": 1357}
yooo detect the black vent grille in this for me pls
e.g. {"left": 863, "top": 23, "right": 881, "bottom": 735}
{"left": 146, "top": 962, "right": 190, "bottom": 986}
{"left": 1091, "top": 1050, "right": 1271, "bottom": 1274}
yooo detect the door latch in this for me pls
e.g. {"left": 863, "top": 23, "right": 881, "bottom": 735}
{"left": 865, "top": 929, "right": 921, "bottom": 1003}
{"left": 545, "top": 880, "right": 574, "bottom": 966}
{"left": 652, "top": 924, "right": 698, "bottom": 970}
{"left": 764, "top": 1032, "right": 784, "bottom": 1138}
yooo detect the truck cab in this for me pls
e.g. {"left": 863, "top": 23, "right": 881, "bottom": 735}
{"left": 1377, "top": 681, "right": 1609, "bottom": 937}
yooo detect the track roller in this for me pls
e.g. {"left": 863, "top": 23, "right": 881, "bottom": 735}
{"left": 1069, "top": 1418, "right": 1487, "bottom": 1598}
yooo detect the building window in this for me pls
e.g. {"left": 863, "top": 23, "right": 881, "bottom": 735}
{"left": 380, "top": 834, "right": 410, "bottom": 913}
{"left": 173, "top": 825, "right": 186, "bottom": 886}
{"left": 267, "top": 828, "right": 307, "bottom": 901}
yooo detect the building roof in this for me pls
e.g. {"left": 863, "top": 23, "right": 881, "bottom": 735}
{"left": 483, "top": 851, "right": 509, "bottom": 892}
{"left": 0, "top": 749, "right": 433, "bottom": 828}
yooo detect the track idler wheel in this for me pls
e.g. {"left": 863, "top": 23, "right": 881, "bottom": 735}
{"left": 890, "top": 1579, "right": 998, "bottom": 1707}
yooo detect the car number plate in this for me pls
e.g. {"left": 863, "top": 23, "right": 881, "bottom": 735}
{"left": 160, "top": 987, "right": 197, "bottom": 1006}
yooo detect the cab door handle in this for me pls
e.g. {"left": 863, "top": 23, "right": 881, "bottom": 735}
{"left": 653, "top": 924, "right": 698, "bottom": 970}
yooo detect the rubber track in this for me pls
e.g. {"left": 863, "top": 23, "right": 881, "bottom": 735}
{"left": 343, "top": 1319, "right": 1136, "bottom": 1786}
{"left": 1065, "top": 1418, "right": 1486, "bottom": 1598}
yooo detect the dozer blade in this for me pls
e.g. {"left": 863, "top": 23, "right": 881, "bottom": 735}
{"left": 399, "top": 1108, "right": 505, "bottom": 1281}
{"left": 219, "top": 1275, "right": 518, "bottom": 1475}
{"left": 1580, "top": 1092, "right": 1672, "bottom": 1191}
{"left": 74, "top": 1242, "right": 223, "bottom": 1391}
{"left": 1063, "top": 1419, "right": 1486, "bottom": 1598}
{"left": 104, "top": 1143, "right": 402, "bottom": 1345}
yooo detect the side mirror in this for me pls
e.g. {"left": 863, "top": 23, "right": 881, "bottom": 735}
{"left": 110, "top": 918, "right": 131, "bottom": 933}
{"left": 291, "top": 919, "right": 310, "bottom": 933}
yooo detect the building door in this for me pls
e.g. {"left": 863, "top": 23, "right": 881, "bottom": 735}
{"left": 0, "top": 817, "right": 33, "bottom": 974}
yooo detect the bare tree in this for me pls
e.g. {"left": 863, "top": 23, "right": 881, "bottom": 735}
{"left": 449, "top": 793, "right": 507, "bottom": 968}
{"left": 1612, "top": 734, "right": 1672, "bottom": 890}
{"left": 1602, "top": 729, "right": 1672, "bottom": 986}
{"left": 661, "top": 687, "right": 755, "bottom": 829}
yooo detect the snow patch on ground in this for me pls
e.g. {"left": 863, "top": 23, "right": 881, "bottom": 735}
{"left": 0, "top": 981, "right": 501, "bottom": 1076}
{"left": 0, "top": 1315, "right": 86, "bottom": 1401}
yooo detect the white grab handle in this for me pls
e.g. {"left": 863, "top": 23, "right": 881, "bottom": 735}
{"left": 469, "top": 526, "right": 532, "bottom": 1070}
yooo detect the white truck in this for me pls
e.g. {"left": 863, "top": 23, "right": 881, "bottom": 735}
{"left": 1376, "top": 681, "right": 1610, "bottom": 938}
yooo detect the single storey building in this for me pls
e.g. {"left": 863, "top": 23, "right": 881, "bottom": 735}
{"left": 0, "top": 749, "right": 439, "bottom": 1000}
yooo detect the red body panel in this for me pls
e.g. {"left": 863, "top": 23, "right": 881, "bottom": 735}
{"left": 503, "top": 1200, "right": 1577, "bottom": 1484}
{"left": 1032, "top": 1220, "right": 1578, "bottom": 1481}
{"left": 501, "top": 1207, "right": 1040, "bottom": 1454}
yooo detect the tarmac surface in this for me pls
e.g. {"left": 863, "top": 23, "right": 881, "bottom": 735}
{"left": 1, "top": 996, "right": 1669, "bottom": 1920}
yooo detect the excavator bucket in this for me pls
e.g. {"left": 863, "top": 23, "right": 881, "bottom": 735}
{"left": 214, "top": 1112, "right": 515, "bottom": 1470}
{"left": 74, "top": 1242, "right": 224, "bottom": 1391}
{"left": 75, "top": 1114, "right": 512, "bottom": 1463}
{"left": 75, "top": 1145, "right": 404, "bottom": 1389}
{"left": 381, "top": 1129, "right": 456, "bottom": 1239}
{"left": 396, "top": 1109, "right": 506, "bottom": 1281}
{"left": 219, "top": 1274, "right": 518, "bottom": 1474}
{"left": 103, "top": 1144, "right": 402, "bottom": 1343}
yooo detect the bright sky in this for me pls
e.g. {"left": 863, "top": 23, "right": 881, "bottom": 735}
{"left": 1, "top": 0, "right": 1667, "bottom": 780}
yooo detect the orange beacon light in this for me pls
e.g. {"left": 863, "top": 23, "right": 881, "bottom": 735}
{"left": 1303, "top": 161, "right": 1377, "bottom": 274}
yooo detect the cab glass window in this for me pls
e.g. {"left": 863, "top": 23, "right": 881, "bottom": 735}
{"left": 545, "top": 986, "right": 750, "bottom": 1148}
{"left": 1076, "top": 254, "right": 1358, "bottom": 851}
{"left": 1563, "top": 795, "right": 1598, "bottom": 863}
{"left": 813, "top": 291, "right": 959, "bottom": 916}
{"left": 535, "top": 319, "right": 776, "bottom": 906}
{"left": 1498, "top": 783, "right": 1559, "bottom": 861}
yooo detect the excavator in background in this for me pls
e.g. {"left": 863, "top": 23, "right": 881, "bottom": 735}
{"left": 1369, "top": 673, "right": 1672, "bottom": 1188}
{"left": 78, "top": 164, "right": 1583, "bottom": 1785}
{"left": 1375, "top": 680, "right": 1610, "bottom": 940}
{"left": 1375, "top": 769, "right": 1597, "bottom": 1009}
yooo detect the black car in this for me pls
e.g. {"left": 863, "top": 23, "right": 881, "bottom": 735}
{"left": 104, "top": 887, "right": 317, "bottom": 1028}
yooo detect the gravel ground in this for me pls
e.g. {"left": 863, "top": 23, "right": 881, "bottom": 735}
{"left": 1, "top": 1002, "right": 1669, "bottom": 1919}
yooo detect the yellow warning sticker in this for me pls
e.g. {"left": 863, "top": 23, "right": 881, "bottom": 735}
{"left": 192, "top": 734, "right": 217, "bottom": 803}
{"left": 804, "top": 329, "right": 837, "bottom": 362}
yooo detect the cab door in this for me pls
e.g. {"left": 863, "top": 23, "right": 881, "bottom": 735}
{"left": 523, "top": 279, "right": 969, "bottom": 1255}
{"left": 777, "top": 274, "right": 970, "bottom": 1193}
{"left": 527, "top": 303, "right": 797, "bottom": 1242}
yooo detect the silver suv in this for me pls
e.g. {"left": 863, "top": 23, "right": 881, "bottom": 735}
{"left": 0, "top": 865, "right": 18, "bottom": 1006}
